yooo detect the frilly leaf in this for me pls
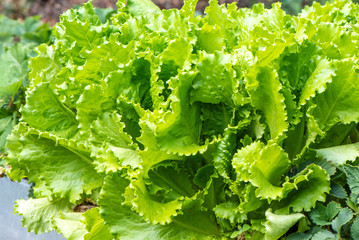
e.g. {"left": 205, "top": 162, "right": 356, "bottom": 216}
{"left": 53, "top": 212, "right": 87, "bottom": 240}
{"left": 264, "top": 209, "right": 304, "bottom": 240}
{"left": 99, "top": 172, "right": 220, "bottom": 240}
{"left": 82, "top": 208, "right": 114, "bottom": 240}
{"left": 245, "top": 65, "right": 288, "bottom": 141}
{"left": 311, "top": 59, "right": 359, "bottom": 130}
{"left": 15, "top": 197, "right": 72, "bottom": 234}
{"left": 6, "top": 123, "right": 103, "bottom": 203}
{"left": 124, "top": 172, "right": 183, "bottom": 225}
{"left": 316, "top": 142, "right": 359, "bottom": 166}
{"left": 21, "top": 83, "right": 78, "bottom": 139}
{"left": 275, "top": 164, "right": 330, "bottom": 214}
{"left": 233, "top": 141, "right": 291, "bottom": 200}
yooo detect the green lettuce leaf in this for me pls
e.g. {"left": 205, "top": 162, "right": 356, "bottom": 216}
{"left": 264, "top": 209, "right": 304, "bottom": 240}
{"left": 53, "top": 212, "right": 87, "bottom": 240}
{"left": 311, "top": 59, "right": 359, "bottom": 130}
{"left": 6, "top": 123, "right": 102, "bottom": 203}
{"left": 5, "top": 0, "right": 359, "bottom": 239}
{"left": 53, "top": 208, "right": 114, "bottom": 240}
{"left": 233, "top": 141, "right": 291, "bottom": 200}
{"left": 190, "top": 51, "right": 235, "bottom": 106}
{"left": 90, "top": 111, "right": 141, "bottom": 172}
{"left": 316, "top": 142, "right": 359, "bottom": 166}
{"left": 275, "top": 164, "right": 330, "bottom": 214}
{"left": 15, "top": 197, "right": 72, "bottom": 234}
{"left": 99, "top": 172, "right": 221, "bottom": 240}
{"left": 83, "top": 208, "right": 114, "bottom": 240}
{"left": 21, "top": 83, "right": 78, "bottom": 138}
{"left": 149, "top": 71, "right": 206, "bottom": 155}
{"left": 124, "top": 172, "right": 184, "bottom": 224}
{"left": 246, "top": 66, "right": 288, "bottom": 140}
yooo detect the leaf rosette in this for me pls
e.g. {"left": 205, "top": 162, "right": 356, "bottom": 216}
{"left": 5, "top": 0, "right": 359, "bottom": 239}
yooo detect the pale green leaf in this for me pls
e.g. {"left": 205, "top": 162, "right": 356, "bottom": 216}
{"left": 99, "top": 172, "right": 221, "bottom": 240}
{"left": 151, "top": 71, "right": 207, "bottom": 155}
{"left": 311, "top": 59, "right": 359, "bottom": 130}
{"left": 6, "top": 123, "right": 103, "bottom": 203}
{"left": 311, "top": 230, "right": 336, "bottom": 240}
{"left": 90, "top": 111, "right": 141, "bottom": 172}
{"left": 190, "top": 51, "right": 235, "bottom": 106}
{"left": 126, "top": 0, "right": 161, "bottom": 17}
{"left": 147, "top": 162, "right": 196, "bottom": 199}
{"left": 53, "top": 212, "right": 87, "bottom": 240}
{"left": 21, "top": 83, "right": 78, "bottom": 138}
{"left": 275, "top": 164, "right": 330, "bottom": 214}
{"left": 213, "top": 201, "right": 241, "bottom": 224}
{"left": 124, "top": 172, "right": 183, "bottom": 224}
{"left": 316, "top": 142, "right": 359, "bottom": 166}
{"left": 15, "top": 197, "right": 72, "bottom": 234}
{"left": 82, "top": 208, "right": 113, "bottom": 240}
{"left": 298, "top": 57, "right": 335, "bottom": 106}
{"left": 264, "top": 209, "right": 304, "bottom": 240}
{"left": 246, "top": 66, "right": 287, "bottom": 140}
{"left": 233, "top": 141, "right": 291, "bottom": 200}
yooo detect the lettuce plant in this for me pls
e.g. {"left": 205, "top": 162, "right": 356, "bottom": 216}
{"left": 5, "top": 0, "right": 359, "bottom": 239}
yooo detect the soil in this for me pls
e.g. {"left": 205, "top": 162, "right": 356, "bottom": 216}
{"left": 0, "top": 0, "right": 264, "bottom": 25}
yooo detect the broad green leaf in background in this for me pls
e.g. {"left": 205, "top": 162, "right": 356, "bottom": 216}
{"left": 0, "top": 113, "right": 14, "bottom": 151}
{"left": 311, "top": 230, "right": 336, "bottom": 240}
{"left": 0, "top": 44, "right": 30, "bottom": 99}
{"left": 0, "top": 13, "right": 52, "bottom": 157}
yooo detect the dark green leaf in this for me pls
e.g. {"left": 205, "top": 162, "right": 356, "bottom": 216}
{"left": 331, "top": 208, "right": 353, "bottom": 233}
{"left": 309, "top": 202, "right": 340, "bottom": 226}
{"left": 351, "top": 217, "right": 359, "bottom": 240}
{"left": 329, "top": 184, "right": 347, "bottom": 199}
{"left": 343, "top": 165, "right": 359, "bottom": 204}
